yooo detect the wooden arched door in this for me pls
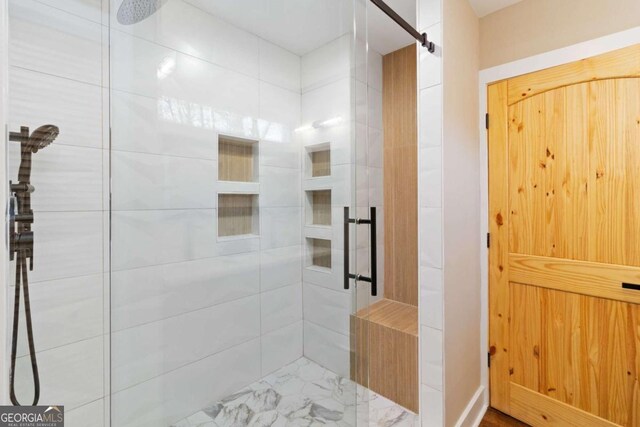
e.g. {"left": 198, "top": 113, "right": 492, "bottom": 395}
{"left": 488, "top": 44, "right": 640, "bottom": 426}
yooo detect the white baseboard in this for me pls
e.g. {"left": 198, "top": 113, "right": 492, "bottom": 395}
{"left": 454, "top": 386, "right": 487, "bottom": 427}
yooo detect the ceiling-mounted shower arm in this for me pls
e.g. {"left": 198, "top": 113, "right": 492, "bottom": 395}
{"left": 369, "top": 0, "right": 436, "bottom": 53}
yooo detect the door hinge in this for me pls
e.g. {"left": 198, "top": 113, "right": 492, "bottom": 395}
{"left": 486, "top": 232, "right": 491, "bottom": 248}
{"left": 488, "top": 352, "right": 491, "bottom": 368}
{"left": 485, "top": 113, "right": 489, "bottom": 130}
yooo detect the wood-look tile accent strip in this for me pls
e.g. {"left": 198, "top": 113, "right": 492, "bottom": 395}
{"left": 218, "top": 137, "right": 254, "bottom": 182}
{"left": 382, "top": 43, "right": 418, "bottom": 306}
{"left": 311, "top": 150, "right": 331, "bottom": 177}
{"left": 311, "top": 190, "right": 331, "bottom": 225}
{"left": 311, "top": 239, "right": 331, "bottom": 268}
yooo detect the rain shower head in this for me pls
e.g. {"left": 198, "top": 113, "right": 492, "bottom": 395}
{"left": 117, "top": 0, "right": 170, "bottom": 25}
{"left": 27, "top": 125, "right": 59, "bottom": 153}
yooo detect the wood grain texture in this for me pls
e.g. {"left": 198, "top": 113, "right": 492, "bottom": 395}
{"left": 218, "top": 194, "right": 256, "bottom": 237}
{"left": 350, "top": 309, "right": 419, "bottom": 412}
{"left": 510, "top": 383, "right": 620, "bottom": 427}
{"left": 355, "top": 298, "right": 418, "bottom": 336}
{"left": 510, "top": 254, "right": 640, "bottom": 304}
{"left": 507, "top": 44, "right": 640, "bottom": 105}
{"left": 489, "top": 45, "right": 640, "bottom": 426}
{"left": 481, "top": 408, "right": 530, "bottom": 427}
{"left": 218, "top": 136, "right": 255, "bottom": 182}
{"left": 510, "top": 284, "right": 640, "bottom": 425}
{"left": 311, "top": 150, "right": 330, "bottom": 177}
{"left": 311, "top": 190, "right": 331, "bottom": 226}
{"left": 311, "top": 238, "right": 331, "bottom": 268}
{"left": 383, "top": 44, "right": 418, "bottom": 306}
{"left": 488, "top": 81, "right": 511, "bottom": 412}
{"left": 508, "top": 79, "right": 640, "bottom": 266}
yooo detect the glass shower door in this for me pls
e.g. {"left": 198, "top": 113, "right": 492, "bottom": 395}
{"left": 108, "top": 1, "right": 368, "bottom": 426}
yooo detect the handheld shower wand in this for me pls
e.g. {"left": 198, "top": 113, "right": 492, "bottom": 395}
{"left": 8, "top": 125, "right": 59, "bottom": 406}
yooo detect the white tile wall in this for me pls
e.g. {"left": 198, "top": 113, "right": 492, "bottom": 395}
{"left": 111, "top": 295, "right": 261, "bottom": 391}
{"left": 8, "top": 143, "right": 103, "bottom": 212}
{"left": 65, "top": 399, "right": 105, "bottom": 427}
{"left": 110, "top": 90, "right": 218, "bottom": 158}
{"left": 301, "top": 35, "right": 351, "bottom": 92}
{"left": 111, "top": 209, "right": 218, "bottom": 270}
{"left": 7, "top": 1, "right": 309, "bottom": 424}
{"left": 14, "top": 337, "right": 104, "bottom": 410}
{"left": 111, "top": 252, "right": 260, "bottom": 331}
{"left": 261, "top": 321, "right": 304, "bottom": 375}
{"left": 419, "top": 0, "right": 445, "bottom": 424}
{"left": 7, "top": 0, "right": 106, "bottom": 419}
{"left": 260, "top": 166, "right": 302, "bottom": 207}
{"left": 111, "top": 151, "right": 217, "bottom": 210}
{"left": 111, "top": 339, "right": 262, "bottom": 427}
{"left": 9, "top": 68, "right": 103, "bottom": 150}
{"left": 27, "top": 212, "right": 104, "bottom": 283}
{"left": 5, "top": 1, "right": 387, "bottom": 425}
{"left": 110, "top": 32, "right": 260, "bottom": 117}
{"left": 299, "top": 32, "right": 384, "bottom": 377}
{"left": 260, "top": 283, "right": 303, "bottom": 333}
{"left": 108, "top": 4, "right": 307, "bottom": 424}
{"left": 9, "top": 0, "right": 103, "bottom": 85}
{"left": 259, "top": 39, "right": 301, "bottom": 93}
{"left": 109, "top": 0, "right": 260, "bottom": 78}
{"left": 261, "top": 208, "right": 302, "bottom": 249}
{"left": 303, "top": 321, "right": 350, "bottom": 378}
{"left": 10, "top": 274, "right": 103, "bottom": 357}
{"left": 260, "top": 245, "right": 303, "bottom": 292}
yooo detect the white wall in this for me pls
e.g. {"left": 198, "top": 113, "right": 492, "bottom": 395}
{"left": 418, "top": 0, "right": 484, "bottom": 425}
{"left": 299, "top": 33, "right": 384, "bottom": 378}
{"left": 442, "top": 0, "right": 484, "bottom": 425}
{"left": 107, "top": 1, "right": 304, "bottom": 425}
{"left": 7, "top": 1, "right": 108, "bottom": 424}
{"left": 5, "top": 0, "right": 306, "bottom": 425}
{"left": 480, "top": 0, "right": 640, "bottom": 69}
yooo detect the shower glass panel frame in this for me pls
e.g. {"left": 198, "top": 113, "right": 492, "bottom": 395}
{"left": 108, "top": 1, "right": 371, "bottom": 426}
{"left": 1, "top": 0, "right": 382, "bottom": 424}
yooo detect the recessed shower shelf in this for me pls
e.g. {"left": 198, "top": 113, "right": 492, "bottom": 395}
{"left": 306, "top": 237, "right": 332, "bottom": 270}
{"left": 305, "top": 189, "right": 331, "bottom": 226}
{"left": 305, "top": 144, "right": 331, "bottom": 178}
{"left": 218, "top": 135, "right": 258, "bottom": 183}
{"left": 217, "top": 193, "right": 259, "bottom": 238}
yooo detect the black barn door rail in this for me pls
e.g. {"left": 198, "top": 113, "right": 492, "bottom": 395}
{"left": 370, "top": 0, "right": 436, "bottom": 53}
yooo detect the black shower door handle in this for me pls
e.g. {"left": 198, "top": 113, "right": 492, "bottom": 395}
{"left": 369, "top": 207, "right": 377, "bottom": 296}
{"left": 343, "top": 206, "right": 378, "bottom": 297}
{"left": 344, "top": 207, "right": 350, "bottom": 291}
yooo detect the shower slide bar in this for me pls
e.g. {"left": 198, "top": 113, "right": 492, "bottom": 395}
{"left": 344, "top": 207, "right": 378, "bottom": 297}
{"left": 370, "top": 0, "right": 436, "bottom": 53}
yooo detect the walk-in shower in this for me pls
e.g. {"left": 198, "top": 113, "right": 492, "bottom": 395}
{"left": 3, "top": 0, "right": 424, "bottom": 425}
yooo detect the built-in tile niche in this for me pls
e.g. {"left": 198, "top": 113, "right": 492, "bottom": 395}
{"left": 306, "top": 190, "right": 331, "bottom": 226}
{"left": 306, "top": 144, "right": 330, "bottom": 178}
{"left": 218, "top": 194, "right": 259, "bottom": 237}
{"left": 308, "top": 238, "right": 332, "bottom": 269}
{"left": 218, "top": 135, "right": 258, "bottom": 182}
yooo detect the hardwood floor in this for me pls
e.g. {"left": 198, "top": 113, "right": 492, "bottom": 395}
{"left": 480, "top": 408, "right": 530, "bottom": 427}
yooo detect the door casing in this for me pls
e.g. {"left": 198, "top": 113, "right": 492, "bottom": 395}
{"left": 477, "top": 26, "right": 640, "bottom": 416}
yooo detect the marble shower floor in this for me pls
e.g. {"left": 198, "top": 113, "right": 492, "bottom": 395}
{"left": 172, "top": 357, "right": 418, "bottom": 427}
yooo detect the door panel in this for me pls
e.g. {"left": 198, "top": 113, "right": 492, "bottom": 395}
{"left": 489, "top": 44, "right": 640, "bottom": 426}
{"left": 510, "top": 283, "right": 640, "bottom": 425}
